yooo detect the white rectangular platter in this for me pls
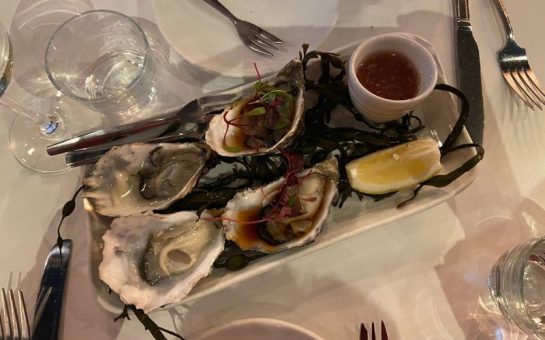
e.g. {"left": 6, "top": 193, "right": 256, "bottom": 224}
{"left": 86, "top": 39, "right": 478, "bottom": 311}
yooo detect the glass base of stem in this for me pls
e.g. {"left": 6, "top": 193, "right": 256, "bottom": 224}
{"left": 9, "top": 114, "right": 70, "bottom": 173}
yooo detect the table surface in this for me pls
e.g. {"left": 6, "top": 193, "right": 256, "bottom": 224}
{"left": 1, "top": 0, "right": 544, "bottom": 339}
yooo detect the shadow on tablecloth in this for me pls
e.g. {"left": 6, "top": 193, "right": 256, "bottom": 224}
{"left": 435, "top": 86, "right": 545, "bottom": 339}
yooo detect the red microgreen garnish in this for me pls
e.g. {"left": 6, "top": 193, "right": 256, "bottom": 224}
{"left": 253, "top": 62, "right": 262, "bottom": 81}
{"left": 221, "top": 74, "right": 296, "bottom": 153}
{"left": 253, "top": 150, "right": 308, "bottom": 224}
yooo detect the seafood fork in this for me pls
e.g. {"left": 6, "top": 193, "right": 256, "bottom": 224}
{"left": 63, "top": 125, "right": 209, "bottom": 167}
{"left": 59, "top": 92, "right": 241, "bottom": 167}
{"left": 46, "top": 92, "right": 242, "bottom": 159}
{"left": 492, "top": 0, "right": 545, "bottom": 109}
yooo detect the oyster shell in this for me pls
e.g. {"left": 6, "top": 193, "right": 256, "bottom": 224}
{"left": 83, "top": 142, "right": 210, "bottom": 217}
{"left": 205, "top": 59, "right": 305, "bottom": 157}
{"left": 223, "top": 157, "right": 339, "bottom": 253}
{"left": 99, "top": 211, "right": 224, "bottom": 313}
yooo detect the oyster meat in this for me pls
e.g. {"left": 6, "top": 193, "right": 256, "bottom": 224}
{"left": 223, "top": 157, "right": 339, "bottom": 253}
{"left": 205, "top": 59, "right": 305, "bottom": 157}
{"left": 99, "top": 211, "right": 224, "bottom": 313}
{"left": 84, "top": 142, "right": 210, "bottom": 217}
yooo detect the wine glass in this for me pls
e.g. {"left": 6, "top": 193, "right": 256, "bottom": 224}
{"left": 0, "top": 21, "right": 99, "bottom": 173}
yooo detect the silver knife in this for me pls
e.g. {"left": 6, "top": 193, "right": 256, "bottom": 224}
{"left": 33, "top": 240, "right": 72, "bottom": 340}
{"left": 455, "top": 0, "right": 484, "bottom": 144}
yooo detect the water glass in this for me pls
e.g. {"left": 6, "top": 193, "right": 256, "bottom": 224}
{"left": 45, "top": 10, "right": 156, "bottom": 115}
{"left": 488, "top": 237, "right": 545, "bottom": 339}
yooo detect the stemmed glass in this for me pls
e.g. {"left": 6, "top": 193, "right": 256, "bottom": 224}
{"left": 0, "top": 21, "right": 98, "bottom": 173}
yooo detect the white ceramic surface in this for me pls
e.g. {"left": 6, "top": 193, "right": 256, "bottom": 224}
{"left": 347, "top": 32, "right": 438, "bottom": 123}
{"left": 89, "top": 39, "right": 477, "bottom": 312}
{"left": 195, "top": 318, "right": 324, "bottom": 340}
{"left": 154, "top": 0, "right": 340, "bottom": 78}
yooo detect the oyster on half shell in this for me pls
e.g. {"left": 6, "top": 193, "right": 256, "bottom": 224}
{"left": 205, "top": 59, "right": 305, "bottom": 157}
{"left": 223, "top": 157, "right": 339, "bottom": 254}
{"left": 99, "top": 211, "right": 224, "bottom": 313}
{"left": 83, "top": 142, "right": 210, "bottom": 217}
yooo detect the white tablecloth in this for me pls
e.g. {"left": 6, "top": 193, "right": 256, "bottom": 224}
{"left": 1, "top": 0, "right": 544, "bottom": 338}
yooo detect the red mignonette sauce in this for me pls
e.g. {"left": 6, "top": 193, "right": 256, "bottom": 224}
{"left": 356, "top": 50, "right": 420, "bottom": 100}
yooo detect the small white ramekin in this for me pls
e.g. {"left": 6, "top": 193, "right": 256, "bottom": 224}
{"left": 347, "top": 32, "right": 438, "bottom": 123}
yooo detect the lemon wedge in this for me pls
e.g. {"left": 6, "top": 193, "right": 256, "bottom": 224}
{"left": 345, "top": 138, "right": 441, "bottom": 194}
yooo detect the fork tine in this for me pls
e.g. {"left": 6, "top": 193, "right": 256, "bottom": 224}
{"left": 247, "top": 40, "right": 273, "bottom": 57}
{"left": 8, "top": 289, "right": 21, "bottom": 340}
{"left": 381, "top": 321, "right": 388, "bottom": 340}
{"left": 524, "top": 69, "right": 545, "bottom": 102}
{"left": 198, "top": 93, "right": 239, "bottom": 107}
{"left": 0, "top": 290, "right": 5, "bottom": 340}
{"left": 510, "top": 69, "right": 541, "bottom": 110}
{"left": 256, "top": 29, "right": 283, "bottom": 44}
{"left": 371, "top": 322, "right": 376, "bottom": 340}
{"left": 1, "top": 288, "right": 12, "bottom": 340}
{"left": 503, "top": 70, "right": 537, "bottom": 109}
{"left": 17, "top": 290, "right": 30, "bottom": 340}
{"left": 248, "top": 38, "right": 275, "bottom": 55}
{"left": 516, "top": 68, "right": 545, "bottom": 109}
{"left": 253, "top": 36, "right": 278, "bottom": 50}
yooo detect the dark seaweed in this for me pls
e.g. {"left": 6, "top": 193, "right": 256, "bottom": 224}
{"left": 55, "top": 185, "right": 84, "bottom": 263}
{"left": 213, "top": 242, "right": 266, "bottom": 271}
{"left": 115, "top": 305, "right": 185, "bottom": 340}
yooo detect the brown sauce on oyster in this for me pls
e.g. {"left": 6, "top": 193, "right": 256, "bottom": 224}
{"left": 234, "top": 207, "right": 266, "bottom": 250}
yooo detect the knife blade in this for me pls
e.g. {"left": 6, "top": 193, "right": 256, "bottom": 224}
{"left": 455, "top": 0, "right": 484, "bottom": 144}
{"left": 33, "top": 240, "right": 72, "bottom": 340}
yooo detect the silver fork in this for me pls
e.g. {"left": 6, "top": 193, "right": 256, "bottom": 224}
{"left": 492, "top": 0, "right": 545, "bottom": 110}
{"left": 0, "top": 289, "right": 30, "bottom": 340}
{"left": 203, "top": 0, "right": 283, "bottom": 56}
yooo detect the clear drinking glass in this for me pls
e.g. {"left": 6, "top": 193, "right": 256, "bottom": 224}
{"left": 1, "top": 20, "right": 11, "bottom": 97}
{"left": 44, "top": 10, "right": 156, "bottom": 115}
{"left": 488, "top": 237, "right": 545, "bottom": 339}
